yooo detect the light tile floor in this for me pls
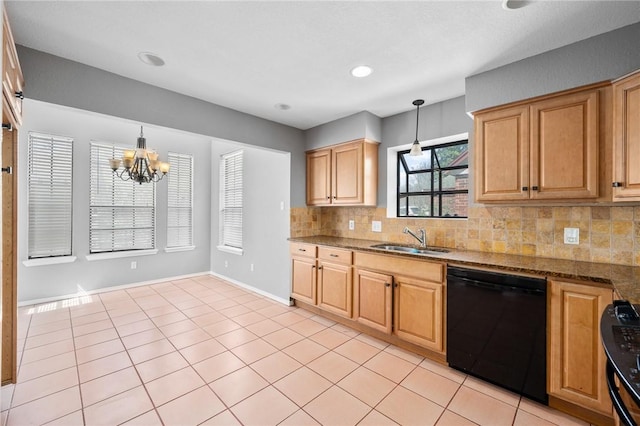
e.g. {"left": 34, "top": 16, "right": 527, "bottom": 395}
{"left": 2, "top": 275, "right": 590, "bottom": 425}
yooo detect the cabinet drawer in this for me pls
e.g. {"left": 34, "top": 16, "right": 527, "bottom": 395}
{"left": 290, "top": 242, "right": 316, "bottom": 258}
{"left": 354, "top": 252, "right": 444, "bottom": 283}
{"left": 318, "top": 247, "right": 352, "bottom": 264}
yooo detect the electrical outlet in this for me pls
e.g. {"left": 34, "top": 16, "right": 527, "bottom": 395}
{"left": 348, "top": 220, "right": 355, "bottom": 231}
{"left": 372, "top": 221, "right": 382, "bottom": 232}
{"left": 130, "top": 261, "right": 137, "bottom": 269}
{"left": 224, "top": 260, "right": 228, "bottom": 268}
{"left": 564, "top": 227, "right": 579, "bottom": 245}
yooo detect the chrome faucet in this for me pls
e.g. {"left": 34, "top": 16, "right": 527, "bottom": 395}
{"left": 403, "top": 227, "right": 427, "bottom": 248}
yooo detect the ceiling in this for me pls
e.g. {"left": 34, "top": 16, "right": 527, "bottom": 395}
{"left": 5, "top": 1, "right": 640, "bottom": 130}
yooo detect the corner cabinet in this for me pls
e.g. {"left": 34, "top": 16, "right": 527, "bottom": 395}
{"left": 612, "top": 70, "right": 640, "bottom": 201}
{"left": 2, "top": 8, "right": 23, "bottom": 126}
{"left": 306, "top": 139, "right": 379, "bottom": 206}
{"left": 475, "top": 85, "right": 601, "bottom": 202}
{"left": 548, "top": 279, "right": 613, "bottom": 418}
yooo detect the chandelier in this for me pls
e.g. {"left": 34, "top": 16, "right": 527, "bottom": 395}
{"left": 109, "top": 126, "right": 170, "bottom": 184}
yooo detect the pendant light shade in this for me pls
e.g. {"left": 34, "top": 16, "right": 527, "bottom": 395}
{"left": 409, "top": 99, "right": 424, "bottom": 156}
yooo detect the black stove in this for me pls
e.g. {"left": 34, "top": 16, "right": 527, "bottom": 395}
{"left": 601, "top": 300, "right": 640, "bottom": 426}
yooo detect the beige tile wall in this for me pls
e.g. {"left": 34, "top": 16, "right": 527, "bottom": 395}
{"left": 290, "top": 205, "right": 640, "bottom": 266}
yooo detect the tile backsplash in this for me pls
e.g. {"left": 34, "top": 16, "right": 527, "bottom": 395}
{"left": 290, "top": 205, "right": 640, "bottom": 266}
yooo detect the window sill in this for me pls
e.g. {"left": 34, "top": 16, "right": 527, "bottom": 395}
{"left": 216, "top": 245, "right": 243, "bottom": 256}
{"left": 23, "top": 256, "right": 77, "bottom": 267}
{"left": 86, "top": 249, "right": 158, "bottom": 261}
{"left": 164, "top": 246, "right": 196, "bottom": 253}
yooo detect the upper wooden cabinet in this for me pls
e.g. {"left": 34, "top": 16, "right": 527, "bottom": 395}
{"left": 2, "top": 8, "right": 24, "bottom": 126}
{"left": 475, "top": 86, "right": 601, "bottom": 202}
{"left": 306, "top": 139, "right": 379, "bottom": 206}
{"left": 612, "top": 70, "right": 640, "bottom": 201}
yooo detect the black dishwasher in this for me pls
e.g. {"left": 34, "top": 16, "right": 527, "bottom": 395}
{"left": 447, "top": 266, "right": 548, "bottom": 404}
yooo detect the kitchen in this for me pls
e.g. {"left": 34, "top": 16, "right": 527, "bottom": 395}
{"left": 2, "top": 1, "right": 640, "bottom": 425}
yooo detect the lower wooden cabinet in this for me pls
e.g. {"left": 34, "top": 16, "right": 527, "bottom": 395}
{"left": 548, "top": 279, "right": 613, "bottom": 416}
{"left": 353, "top": 269, "right": 393, "bottom": 334}
{"left": 394, "top": 275, "right": 444, "bottom": 353}
{"left": 317, "top": 259, "right": 352, "bottom": 318}
{"left": 290, "top": 243, "right": 317, "bottom": 305}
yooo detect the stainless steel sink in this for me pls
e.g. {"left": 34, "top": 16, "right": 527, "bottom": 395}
{"left": 370, "top": 244, "right": 449, "bottom": 256}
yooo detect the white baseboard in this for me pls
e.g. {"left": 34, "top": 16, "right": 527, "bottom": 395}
{"left": 18, "top": 271, "right": 211, "bottom": 307}
{"left": 208, "top": 271, "right": 293, "bottom": 306}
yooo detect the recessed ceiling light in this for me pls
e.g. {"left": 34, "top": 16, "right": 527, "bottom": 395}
{"left": 502, "top": 0, "right": 528, "bottom": 10}
{"left": 274, "top": 103, "right": 291, "bottom": 111}
{"left": 351, "top": 65, "right": 373, "bottom": 78}
{"left": 138, "top": 52, "right": 165, "bottom": 67}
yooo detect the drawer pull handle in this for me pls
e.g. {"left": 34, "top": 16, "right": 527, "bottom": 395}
{"left": 329, "top": 254, "right": 339, "bottom": 257}
{"left": 522, "top": 186, "right": 528, "bottom": 191}
{"left": 298, "top": 248, "right": 306, "bottom": 252}
{"left": 612, "top": 182, "right": 623, "bottom": 188}
{"left": 531, "top": 186, "right": 539, "bottom": 191}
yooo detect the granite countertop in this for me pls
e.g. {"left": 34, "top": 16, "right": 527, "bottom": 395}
{"left": 290, "top": 235, "right": 640, "bottom": 304}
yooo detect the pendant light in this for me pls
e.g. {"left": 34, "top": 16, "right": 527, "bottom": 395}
{"left": 409, "top": 99, "right": 424, "bottom": 156}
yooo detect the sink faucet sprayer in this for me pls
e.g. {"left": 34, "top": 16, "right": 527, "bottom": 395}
{"left": 403, "top": 227, "right": 427, "bottom": 248}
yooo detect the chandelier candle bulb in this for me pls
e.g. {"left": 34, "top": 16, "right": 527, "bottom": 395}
{"left": 159, "top": 162, "right": 170, "bottom": 174}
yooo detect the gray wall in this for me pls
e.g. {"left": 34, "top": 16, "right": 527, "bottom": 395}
{"left": 18, "top": 100, "right": 213, "bottom": 302}
{"left": 305, "top": 111, "right": 382, "bottom": 150}
{"left": 210, "top": 141, "right": 291, "bottom": 303}
{"left": 17, "top": 46, "right": 308, "bottom": 207}
{"left": 466, "top": 22, "right": 640, "bottom": 113}
{"left": 380, "top": 96, "right": 472, "bottom": 207}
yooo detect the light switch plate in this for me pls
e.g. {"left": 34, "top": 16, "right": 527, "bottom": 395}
{"left": 564, "top": 227, "right": 579, "bottom": 245}
{"left": 372, "top": 221, "right": 382, "bottom": 232}
{"left": 349, "top": 219, "right": 355, "bottom": 231}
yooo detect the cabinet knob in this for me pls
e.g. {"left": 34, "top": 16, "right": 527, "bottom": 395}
{"left": 531, "top": 186, "right": 539, "bottom": 191}
{"left": 522, "top": 187, "right": 528, "bottom": 191}
{"left": 333, "top": 196, "right": 337, "bottom": 199}
{"left": 612, "top": 182, "right": 623, "bottom": 188}
{"left": 385, "top": 283, "right": 391, "bottom": 287}
{"left": 14, "top": 91, "right": 23, "bottom": 100}
{"left": 318, "top": 265, "right": 323, "bottom": 270}
{"left": 326, "top": 196, "right": 330, "bottom": 199}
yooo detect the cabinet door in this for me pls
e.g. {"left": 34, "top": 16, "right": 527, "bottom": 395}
{"left": 317, "top": 261, "right": 352, "bottom": 318}
{"left": 474, "top": 105, "right": 530, "bottom": 201}
{"left": 613, "top": 72, "right": 640, "bottom": 200}
{"left": 291, "top": 256, "right": 316, "bottom": 305}
{"left": 530, "top": 91, "right": 598, "bottom": 199}
{"left": 332, "top": 141, "right": 363, "bottom": 205}
{"left": 393, "top": 275, "right": 443, "bottom": 352}
{"left": 548, "top": 280, "right": 612, "bottom": 415}
{"left": 306, "top": 149, "right": 331, "bottom": 205}
{"left": 2, "top": 12, "right": 23, "bottom": 126}
{"left": 354, "top": 269, "right": 393, "bottom": 334}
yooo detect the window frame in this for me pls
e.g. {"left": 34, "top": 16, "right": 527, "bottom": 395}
{"left": 166, "top": 152, "right": 195, "bottom": 251}
{"left": 27, "top": 131, "right": 74, "bottom": 260}
{"left": 88, "top": 141, "right": 157, "bottom": 255}
{"left": 217, "top": 149, "right": 243, "bottom": 255}
{"left": 386, "top": 132, "right": 469, "bottom": 219}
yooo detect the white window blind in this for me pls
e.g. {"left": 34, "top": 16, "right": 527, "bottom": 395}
{"left": 167, "top": 152, "right": 193, "bottom": 248}
{"left": 90, "top": 142, "right": 155, "bottom": 253}
{"left": 219, "top": 150, "right": 243, "bottom": 249}
{"left": 27, "top": 132, "right": 73, "bottom": 258}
